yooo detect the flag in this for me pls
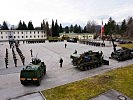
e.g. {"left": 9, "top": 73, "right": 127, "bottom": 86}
{"left": 101, "top": 20, "right": 104, "bottom": 37}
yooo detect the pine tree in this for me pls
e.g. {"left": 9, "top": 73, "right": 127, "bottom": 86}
{"left": 28, "top": 21, "right": 34, "bottom": 30}
{"left": 64, "top": 26, "right": 69, "bottom": 33}
{"left": 120, "top": 19, "right": 127, "bottom": 34}
{"left": 46, "top": 21, "right": 51, "bottom": 36}
{"left": 73, "top": 24, "right": 79, "bottom": 33}
{"left": 51, "top": 19, "right": 55, "bottom": 37}
{"left": 1, "top": 21, "right": 9, "bottom": 30}
{"left": 70, "top": 25, "right": 73, "bottom": 33}
{"left": 22, "top": 21, "right": 28, "bottom": 30}
{"left": 54, "top": 20, "right": 59, "bottom": 37}
{"left": 17, "top": 20, "right": 23, "bottom": 30}
{"left": 59, "top": 24, "right": 63, "bottom": 33}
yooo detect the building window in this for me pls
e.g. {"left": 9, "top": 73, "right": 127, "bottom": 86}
{"left": 1, "top": 36, "right": 3, "bottom": 39}
{"left": 44, "top": 35, "right": 45, "bottom": 37}
{"left": 34, "top": 35, "right": 36, "bottom": 38}
{"left": 22, "top": 36, "right": 24, "bottom": 38}
{"left": 30, "top": 32, "right": 31, "bottom": 34}
{"left": 34, "top": 31, "right": 35, "bottom": 34}
{"left": 38, "top": 35, "right": 39, "bottom": 38}
{"left": 26, "top": 36, "right": 28, "bottom": 38}
{"left": 30, "top": 36, "right": 32, "bottom": 38}
{"left": 38, "top": 31, "right": 39, "bottom": 34}
{"left": 18, "top": 36, "right": 20, "bottom": 38}
{"left": 1, "top": 32, "right": 2, "bottom": 34}
{"left": 14, "top": 36, "right": 16, "bottom": 38}
{"left": 41, "top": 35, "right": 43, "bottom": 38}
{"left": 22, "top": 32, "right": 23, "bottom": 34}
{"left": 18, "top": 32, "right": 19, "bottom": 34}
{"left": 6, "top": 36, "right": 7, "bottom": 38}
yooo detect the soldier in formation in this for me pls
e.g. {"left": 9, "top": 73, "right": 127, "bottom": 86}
{"left": 59, "top": 58, "right": 63, "bottom": 68}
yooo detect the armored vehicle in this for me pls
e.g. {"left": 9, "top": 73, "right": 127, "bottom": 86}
{"left": 111, "top": 48, "right": 133, "bottom": 61}
{"left": 70, "top": 51, "right": 109, "bottom": 71}
{"left": 20, "top": 58, "right": 46, "bottom": 86}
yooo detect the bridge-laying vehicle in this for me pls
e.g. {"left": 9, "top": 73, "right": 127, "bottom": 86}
{"left": 70, "top": 51, "right": 109, "bottom": 71}
{"left": 20, "top": 58, "right": 46, "bottom": 86}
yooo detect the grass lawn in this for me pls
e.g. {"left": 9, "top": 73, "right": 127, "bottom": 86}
{"left": 118, "top": 43, "right": 133, "bottom": 49}
{"left": 42, "top": 64, "right": 133, "bottom": 100}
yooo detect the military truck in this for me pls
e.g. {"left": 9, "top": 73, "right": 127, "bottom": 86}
{"left": 20, "top": 58, "right": 46, "bottom": 86}
{"left": 110, "top": 48, "right": 133, "bottom": 61}
{"left": 70, "top": 51, "right": 109, "bottom": 71}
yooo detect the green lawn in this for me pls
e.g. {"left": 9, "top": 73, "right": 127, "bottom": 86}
{"left": 118, "top": 43, "right": 133, "bottom": 49}
{"left": 42, "top": 64, "right": 133, "bottom": 100}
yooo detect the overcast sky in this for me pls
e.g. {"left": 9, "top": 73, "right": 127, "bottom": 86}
{"left": 0, "top": 0, "right": 133, "bottom": 27}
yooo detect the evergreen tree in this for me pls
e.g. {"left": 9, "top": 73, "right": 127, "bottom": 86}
{"left": 115, "top": 24, "right": 120, "bottom": 34}
{"left": 83, "top": 26, "right": 87, "bottom": 33}
{"left": 46, "top": 21, "right": 51, "bottom": 36}
{"left": 73, "top": 24, "right": 79, "bottom": 33}
{"left": 51, "top": 19, "right": 55, "bottom": 37}
{"left": 41, "top": 23, "right": 43, "bottom": 30}
{"left": 59, "top": 24, "right": 63, "bottom": 33}
{"left": 104, "top": 17, "right": 116, "bottom": 35}
{"left": 22, "top": 21, "right": 28, "bottom": 30}
{"left": 17, "top": 20, "right": 23, "bottom": 30}
{"left": 120, "top": 19, "right": 127, "bottom": 34}
{"left": 70, "top": 25, "right": 73, "bottom": 33}
{"left": 1, "top": 21, "right": 9, "bottom": 30}
{"left": 28, "top": 21, "right": 34, "bottom": 30}
{"left": 78, "top": 25, "right": 82, "bottom": 33}
{"left": 54, "top": 20, "right": 59, "bottom": 37}
{"left": 64, "top": 26, "right": 69, "bottom": 33}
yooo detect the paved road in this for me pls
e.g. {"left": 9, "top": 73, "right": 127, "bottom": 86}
{"left": 0, "top": 41, "right": 133, "bottom": 100}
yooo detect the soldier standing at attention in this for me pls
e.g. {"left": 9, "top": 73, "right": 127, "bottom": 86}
{"left": 59, "top": 58, "right": 63, "bottom": 68}
{"left": 65, "top": 43, "right": 67, "bottom": 48}
{"left": 30, "top": 49, "right": 33, "bottom": 57}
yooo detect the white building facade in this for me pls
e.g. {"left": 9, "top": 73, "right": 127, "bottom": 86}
{"left": 0, "top": 30, "right": 47, "bottom": 42}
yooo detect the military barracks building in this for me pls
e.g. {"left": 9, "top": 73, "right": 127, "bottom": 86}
{"left": 0, "top": 30, "right": 47, "bottom": 43}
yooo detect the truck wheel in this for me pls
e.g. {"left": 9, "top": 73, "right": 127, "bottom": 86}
{"left": 36, "top": 81, "right": 40, "bottom": 86}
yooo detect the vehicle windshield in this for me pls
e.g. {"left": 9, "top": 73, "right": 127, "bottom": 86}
{"left": 21, "top": 70, "right": 37, "bottom": 78}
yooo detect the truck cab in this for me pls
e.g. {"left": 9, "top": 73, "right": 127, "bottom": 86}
{"left": 20, "top": 58, "right": 46, "bottom": 86}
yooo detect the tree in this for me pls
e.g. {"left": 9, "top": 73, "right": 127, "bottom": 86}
{"left": 127, "top": 17, "right": 133, "bottom": 37}
{"left": 64, "top": 26, "right": 69, "bottom": 33}
{"left": 22, "top": 21, "right": 28, "bottom": 30}
{"left": 73, "top": 24, "right": 79, "bottom": 33}
{"left": 54, "top": 20, "right": 59, "bottom": 37}
{"left": 70, "top": 25, "right": 73, "bottom": 33}
{"left": 1, "top": 21, "right": 9, "bottom": 30}
{"left": 59, "top": 24, "right": 63, "bottom": 33}
{"left": 83, "top": 26, "right": 87, "bottom": 33}
{"left": 28, "top": 21, "right": 34, "bottom": 30}
{"left": 51, "top": 19, "right": 55, "bottom": 37}
{"left": 120, "top": 19, "right": 127, "bottom": 35}
{"left": 86, "top": 20, "right": 97, "bottom": 33}
{"left": 46, "top": 21, "right": 51, "bottom": 36}
{"left": 104, "top": 17, "right": 116, "bottom": 35}
{"left": 17, "top": 20, "right": 23, "bottom": 30}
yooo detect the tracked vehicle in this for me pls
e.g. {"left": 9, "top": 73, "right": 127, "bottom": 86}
{"left": 109, "top": 36, "right": 133, "bottom": 61}
{"left": 111, "top": 48, "right": 133, "bottom": 61}
{"left": 70, "top": 51, "right": 109, "bottom": 71}
{"left": 20, "top": 58, "right": 46, "bottom": 86}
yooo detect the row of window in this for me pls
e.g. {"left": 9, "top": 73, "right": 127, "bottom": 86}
{"left": 1, "top": 35, "right": 46, "bottom": 39}
{"left": 0, "top": 31, "right": 45, "bottom": 34}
